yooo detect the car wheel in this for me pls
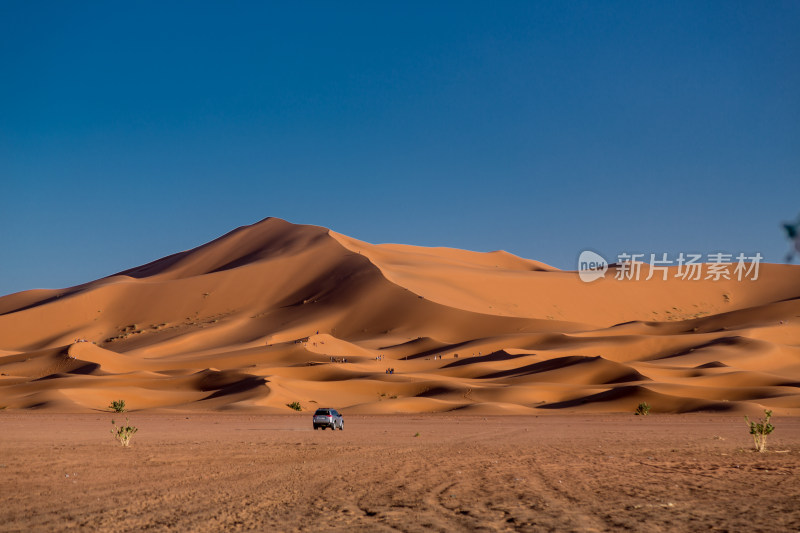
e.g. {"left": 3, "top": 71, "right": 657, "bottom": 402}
{"left": 339, "top": 421, "right": 343, "bottom": 431}
{"left": 314, "top": 426, "right": 318, "bottom": 430}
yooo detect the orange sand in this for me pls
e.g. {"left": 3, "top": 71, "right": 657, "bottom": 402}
{"left": 1, "top": 217, "right": 799, "bottom": 415}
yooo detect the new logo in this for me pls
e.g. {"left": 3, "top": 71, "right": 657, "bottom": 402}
{"left": 578, "top": 250, "right": 608, "bottom": 282}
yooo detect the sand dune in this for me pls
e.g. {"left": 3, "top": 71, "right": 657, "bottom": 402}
{"left": 1, "top": 217, "right": 799, "bottom": 414}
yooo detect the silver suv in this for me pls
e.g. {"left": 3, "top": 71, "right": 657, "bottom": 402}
{"left": 313, "top": 408, "right": 343, "bottom": 430}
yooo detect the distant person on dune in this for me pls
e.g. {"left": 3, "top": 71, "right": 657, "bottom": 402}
{"left": 783, "top": 214, "right": 800, "bottom": 262}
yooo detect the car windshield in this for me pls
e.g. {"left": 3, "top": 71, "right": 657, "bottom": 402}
{"left": 315, "top": 409, "right": 331, "bottom": 415}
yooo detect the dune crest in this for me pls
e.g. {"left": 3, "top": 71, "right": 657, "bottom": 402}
{"left": 1, "top": 217, "right": 799, "bottom": 414}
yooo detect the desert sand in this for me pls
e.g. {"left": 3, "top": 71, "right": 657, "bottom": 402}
{"left": 2, "top": 217, "right": 800, "bottom": 532}
{"left": 1, "top": 216, "right": 799, "bottom": 415}
{"left": 1, "top": 413, "right": 798, "bottom": 532}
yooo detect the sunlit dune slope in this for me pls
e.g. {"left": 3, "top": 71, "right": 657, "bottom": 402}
{"left": 2, "top": 217, "right": 799, "bottom": 414}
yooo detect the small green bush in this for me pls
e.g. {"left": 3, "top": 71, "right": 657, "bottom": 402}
{"left": 635, "top": 402, "right": 651, "bottom": 416}
{"left": 111, "top": 417, "right": 138, "bottom": 447}
{"left": 287, "top": 401, "right": 302, "bottom": 411}
{"left": 745, "top": 409, "right": 775, "bottom": 452}
{"left": 109, "top": 400, "right": 126, "bottom": 413}
{"left": 414, "top": 432, "right": 420, "bottom": 437}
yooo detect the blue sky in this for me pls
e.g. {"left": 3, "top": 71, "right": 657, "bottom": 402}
{"left": 1, "top": 1, "right": 799, "bottom": 296}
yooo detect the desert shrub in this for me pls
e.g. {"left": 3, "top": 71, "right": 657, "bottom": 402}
{"left": 287, "top": 401, "right": 302, "bottom": 411}
{"left": 414, "top": 432, "right": 420, "bottom": 437}
{"left": 109, "top": 399, "right": 126, "bottom": 413}
{"left": 111, "top": 418, "right": 138, "bottom": 447}
{"left": 745, "top": 410, "right": 774, "bottom": 452}
{"left": 635, "top": 402, "right": 651, "bottom": 416}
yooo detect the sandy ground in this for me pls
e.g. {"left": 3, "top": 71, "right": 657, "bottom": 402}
{"left": 1, "top": 412, "right": 798, "bottom": 532}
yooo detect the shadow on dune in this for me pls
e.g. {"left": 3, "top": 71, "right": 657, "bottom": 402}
{"left": 191, "top": 369, "right": 264, "bottom": 392}
{"left": 537, "top": 385, "right": 649, "bottom": 410}
{"left": 416, "top": 386, "right": 461, "bottom": 398}
{"left": 538, "top": 385, "right": 741, "bottom": 413}
{"left": 67, "top": 362, "right": 102, "bottom": 375}
{"left": 31, "top": 361, "right": 103, "bottom": 381}
{"left": 441, "top": 349, "right": 531, "bottom": 368}
{"left": 694, "top": 361, "right": 729, "bottom": 369}
{"left": 202, "top": 376, "right": 267, "bottom": 399}
{"left": 650, "top": 336, "right": 750, "bottom": 362}
{"left": 478, "top": 355, "right": 649, "bottom": 384}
